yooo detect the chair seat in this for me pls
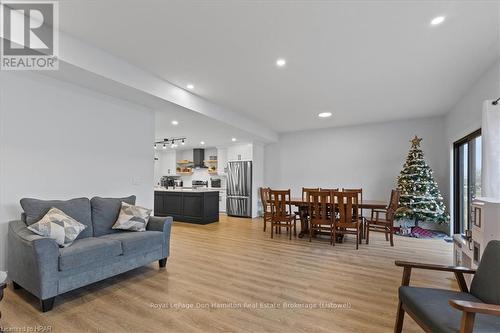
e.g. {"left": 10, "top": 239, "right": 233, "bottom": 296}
{"left": 400, "top": 286, "right": 500, "bottom": 333}
{"left": 100, "top": 231, "right": 163, "bottom": 255}
{"left": 59, "top": 237, "right": 122, "bottom": 271}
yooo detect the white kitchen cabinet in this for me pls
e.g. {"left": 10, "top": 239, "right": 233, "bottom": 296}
{"left": 219, "top": 189, "right": 227, "bottom": 213}
{"left": 160, "top": 151, "right": 177, "bottom": 175}
{"left": 227, "top": 144, "right": 253, "bottom": 161}
{"left": 216, "top": 147, "right": 228, "bottom": 174}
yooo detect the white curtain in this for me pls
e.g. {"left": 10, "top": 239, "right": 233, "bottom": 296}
{"left": 482, "top": 100, "right": 500, "bottom": 198}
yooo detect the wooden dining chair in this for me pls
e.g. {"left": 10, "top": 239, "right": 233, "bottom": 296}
{"left": 332, "top": 191, "right": 361, "bottom": 249}
{"left": 308, "top": 190, "right": 334, "bottom": 244}
{"left": 295, "top": 187, "right": 319, "bottom": 234}
{"left": 342, "top": 188, "right": 364, "bottom": 242}
{"left": 269, "top": 189, "right": 297, "bottom": 240}
{"left": 260, "top": 187, "right": 271, "bottom": 232}
{"left": 366, "top": 189, "right": 400, "bottom": 247}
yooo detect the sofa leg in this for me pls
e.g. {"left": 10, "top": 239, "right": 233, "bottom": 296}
{"left": 12, "top": 281, "right": 22, "bottom": 290}
{"left": 40, "top": 297, "right": 55, "bottom": 312}
{"left": 159, "top": 258, "right": 167, "bottom": 268}
{"left": 394, "top": 301, "right": 405, "bottom": 333}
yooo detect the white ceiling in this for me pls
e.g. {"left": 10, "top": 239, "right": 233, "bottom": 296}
{"left": 58, "top": 0, "right": 500, "bottom": 132}
{"left": 154, "top": 103, "right": 256, "bottom": 150}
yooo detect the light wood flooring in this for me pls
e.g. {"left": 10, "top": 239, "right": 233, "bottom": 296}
{"left": 1, "top": 215, "right": 455, "bottom": 333}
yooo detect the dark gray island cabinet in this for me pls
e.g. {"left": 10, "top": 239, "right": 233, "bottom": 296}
{"left": 154, "top": 190, "right": 219, "bottom": 224}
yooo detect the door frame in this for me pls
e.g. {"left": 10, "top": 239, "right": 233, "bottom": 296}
{"left": 453, "top": 129, "right": 481, "bottom": 234}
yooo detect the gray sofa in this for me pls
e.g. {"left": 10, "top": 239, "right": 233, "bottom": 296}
{"left": 7, "top": 196, "right": 172, "bottom": 312}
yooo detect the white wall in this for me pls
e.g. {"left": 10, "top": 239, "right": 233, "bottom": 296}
{"left": 444, "top": 60, "right": 500, "bottom": 231}
{"left": 264, "top": 116, "right": 447, "bottom": 205}
{"left": 0, "top": 71, "right": 155, "bottom": 270}
{"left": 252, "top": 143, "right": 264, "bottom": 218}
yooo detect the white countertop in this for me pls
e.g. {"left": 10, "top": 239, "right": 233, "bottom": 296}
{"left": 155, "top": 187, "right": 224, "bottom": 192}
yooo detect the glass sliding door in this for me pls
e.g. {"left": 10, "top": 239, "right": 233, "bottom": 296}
{"left": 453, "top": 129, "right": 481, "bottom": 234}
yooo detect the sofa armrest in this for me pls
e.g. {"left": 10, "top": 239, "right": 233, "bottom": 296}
{"left": 147, "top": 216, "right": 173, "bottom": 258}
{"left": 7, "top": 220, "right": 59, "bottom": 299}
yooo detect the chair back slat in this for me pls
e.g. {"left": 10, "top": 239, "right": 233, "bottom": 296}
{"left": 342, "top": 188, "right": 363, "bottom": 216}
{"left": 386, "top": 189, "right": 401, "bottom": 221}
{"left": 320, "top": 188, "right": 339, "bottom": 202}
{"left": 269, "top": 189, "right": 291, "bottom": 220}
{"left": 302, "top": 187, "right": 319, "bottom": 202}
{"left": 260, "top": 187, "right": 271, "bottom": 212}
{"left": 334, "top": 191, "right": 359, "bottom": 227}
{"left": 308, "top": 190, "right": 332, "bottom": 225}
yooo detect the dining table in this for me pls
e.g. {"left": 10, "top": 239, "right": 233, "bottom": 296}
{"left": 288, "top": 198, "right": 387, "bottom": 238}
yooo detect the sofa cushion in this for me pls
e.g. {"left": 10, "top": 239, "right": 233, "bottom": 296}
{"left": 20, "top": 197, "right": 93, "bottom": 239}
{"left": 100, "top": 231, "right": 163, "bottom": 255}
{"left": 59, "top": 237, "right": 122, "bottom": 271}
{"left": 90, "top": 196, "right": 136, "bottom": 237}
{"left": 112, "top": 202, "right": 152, "bottom": 232}
{"left": 399, "top": 286, "right": 500, "bottom": 333}
{"left": 28, "top": 208, "right": 87, "bottom": 247}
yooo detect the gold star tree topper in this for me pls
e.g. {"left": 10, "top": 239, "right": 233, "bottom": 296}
{"left": 411, "top": 135, "right": 423, "bottom": 148}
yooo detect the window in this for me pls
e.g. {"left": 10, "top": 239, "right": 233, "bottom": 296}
{"left": 453, "top": 129, "right": 481, "bottom": 234}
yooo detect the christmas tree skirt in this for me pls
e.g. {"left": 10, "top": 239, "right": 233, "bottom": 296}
{"left": 394, "top": 226, "right": 447, "bottom": 239}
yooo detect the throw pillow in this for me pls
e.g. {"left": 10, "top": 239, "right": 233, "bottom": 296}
{"left": 27, "top": 207, "right": 87, "bottom": 247}
{"left": 112, "top": 202, "right": 152, "bottom": 232}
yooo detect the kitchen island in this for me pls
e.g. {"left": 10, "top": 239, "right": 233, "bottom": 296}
{"left": 154, "top": 188, "right": 219, "bottom": 224}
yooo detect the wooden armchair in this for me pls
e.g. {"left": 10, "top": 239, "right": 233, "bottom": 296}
{"left": 394, "top": 240, "right": 500, "bottom": 333}
{"left": 366, "top": 189, "right": 400, "bottom": 246}
{"left": 269, "top": 189, "right": 297, "bottom": 240}
{"left": 260, "top": 187, "right": 271, "bottom": 232}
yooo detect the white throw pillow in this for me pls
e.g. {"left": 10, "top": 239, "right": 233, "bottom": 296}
{"left": 27, "top": 207, "right": 87, "bottom": 247}
{"left": 112, "top": 202, "right": 152, "bottom": 232}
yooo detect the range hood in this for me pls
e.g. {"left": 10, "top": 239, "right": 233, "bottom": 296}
{"left": 193, "top": 149, "right": 206, "bottom": 168}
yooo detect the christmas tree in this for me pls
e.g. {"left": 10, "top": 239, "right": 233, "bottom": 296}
{"left": 395, "top": 136, "right": 449, "bottom": 224}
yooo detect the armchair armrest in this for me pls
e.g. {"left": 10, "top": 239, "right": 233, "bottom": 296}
{"left": 147, "top": 216, "right": 173, "bottom": 258}
{"left": 395, "top": 261, "right": 475, "bottom": 292}
{"left": 7, "top": 220, "right": 59, "bottom": 299}
{"left": 449, "top": 300, "right": 500, "bottom": 333}
{"left": 395, "top": 261, "right": 476, "bottom": 274}
{"left": 449, "top": 300, "right": 500, "bottom": 316}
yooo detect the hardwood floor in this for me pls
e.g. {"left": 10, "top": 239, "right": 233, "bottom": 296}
{"left": 1, "top": 215, "right": 455, "bottom": 333}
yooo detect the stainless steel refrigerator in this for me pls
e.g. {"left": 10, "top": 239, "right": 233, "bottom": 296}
{"left": 226, "top": 161, "right": 252, "bottom": 217}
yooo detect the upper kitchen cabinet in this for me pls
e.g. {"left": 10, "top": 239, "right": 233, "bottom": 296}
{"left": 161, "top": 150, "right": 177, "bottom": 175}
{"left": 227, "top": 144, "right": 253, "bottom": 161}
{"left": 216, "top": 148, "right": 228, "bottom": 174}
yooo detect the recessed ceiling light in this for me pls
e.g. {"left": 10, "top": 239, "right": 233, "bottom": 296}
{"left": 171, "top": 120, "right": 179, "bottom": 125}
{"left": 200, "top": 141, "right": 205, "bottom": 145}
{"left": 318, "top": 112, "right": 332, "bottom": 118}
{"left": 231, "top": 138, "right": 237, "bottom": 142}
{"left": 276, "top": 58, "right": 286, "bottom": 67}
{"left": 186, "top": 84, "right": 194, "bottom": 90}
{"left": 431, "top": 16, "right": 445, "bottom": 26}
